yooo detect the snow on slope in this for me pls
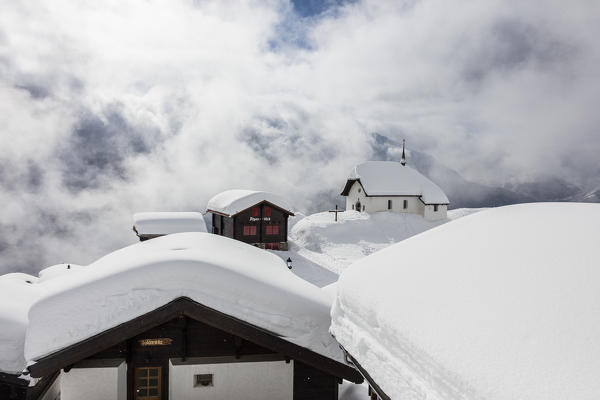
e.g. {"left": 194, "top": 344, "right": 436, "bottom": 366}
{"left": 331, "top": 203, "right": 600, "bottom": 400}
{"left": 25, "top": 232, "right": 344, "bottom": 365}
{"left": 289, "top": 209, "right": 481, "bottom": 275}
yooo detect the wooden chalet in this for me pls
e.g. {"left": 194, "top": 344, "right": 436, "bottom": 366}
{"left": 0, "top": 233, "right": 360, "bottom": 400}
{"left": 132, "top": 212, "right": 207, "bottom": 242}
{"left": 5, "top": 298, "right": 361, "bottom": 400}
{"left": 206, "top": 190, "right": 294, "bottom": 251}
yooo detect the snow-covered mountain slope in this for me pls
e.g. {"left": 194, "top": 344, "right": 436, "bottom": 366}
{"left": 287, "top": 209, "right": 482, "bottom": 276}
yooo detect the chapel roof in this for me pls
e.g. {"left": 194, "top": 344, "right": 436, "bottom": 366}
{"left": 341, "top": 161, "right": 449, "bottom": 205}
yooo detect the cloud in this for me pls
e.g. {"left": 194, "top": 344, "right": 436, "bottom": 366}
{"left": 0, "top": 0, "right": 598, "bottom": 274}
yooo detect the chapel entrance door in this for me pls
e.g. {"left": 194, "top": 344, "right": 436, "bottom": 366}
{"left": 355, "top": 201, "right": 361, "bottom": 212}
{"left": 134, "top": 366, "right": 162, "bottom": 400}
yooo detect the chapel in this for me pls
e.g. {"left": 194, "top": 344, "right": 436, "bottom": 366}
{"left": 340, "top": 143, "right": 449, "bottom": 221}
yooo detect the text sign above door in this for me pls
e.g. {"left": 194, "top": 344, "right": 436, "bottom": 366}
{"left": 138, "top": 338, "right": 173, "bottom": 347}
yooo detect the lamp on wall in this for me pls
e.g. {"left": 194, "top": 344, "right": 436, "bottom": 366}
{"left": 287, "top": 257, "right": 292, "bottom": 269}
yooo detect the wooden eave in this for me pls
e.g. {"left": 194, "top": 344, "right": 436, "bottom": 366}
{"left": 342, "top": 349, "right": 391, "bottom": 400}
{"left": 417, "top": 197, "right": 449, "bottom": 206}
{"left": 341, "top": 180, "right": 449, "bottom": 205}
{"left": 205, "top": 209, "right": 230, "bottom": 217}
{"left": 340, "top": 179, "right": 361, "bottom": 196}
{"left": 207, "top": 200, "right": 295, "bottom": 218}
{"left": 0, "top": 371, "right": 60, "bottom": 400}
{"left": 28, "top": 297, "right": 361, "bottom": 384}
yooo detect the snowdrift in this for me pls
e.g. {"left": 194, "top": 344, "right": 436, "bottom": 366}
{"left": 291, "top": 209, "right": 478, "bottom": 274}
{"left": 331, "top": 203, "right": 600, "bottom": 400}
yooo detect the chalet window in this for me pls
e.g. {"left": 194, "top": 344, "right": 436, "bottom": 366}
{"left": 194, "top": 374, "right": 214, "bottom": 387}
{"left": 434, "top": 205, "right": 439, "bottom": 212}
{"left": 264, "top": 206, "right": 271, "bottom": 217}
{"left": 135, "top": 366, "right": 161, "bottom": 397}
{"left": 243, "top": 226, "right": 257, "bottom": 236}
{"left": 403, "top": 200, "right": 408, "bottom": 209}
{"left": 252, "top": 207, "right": 259, "bottom": 217}
{"left": 266, "top": 225, "right": 279, "bottom": 235}
{"left": 387, "top": 200, "right": 392, "bottom": 210}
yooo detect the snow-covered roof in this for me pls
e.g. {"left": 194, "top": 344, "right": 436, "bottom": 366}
{"left": 331, "top": 203, "right": 600, "bottom": 400}
{"left": 206, "top": 190, "right": 294, "bottom": 216}
{"left": 24, "top": 233, "right": 341, "bottom": 365}
{"left": 0, "top": 274, "right": 39, "bottom": 374}
{"left": 133, "top": 212, "right": 207, "bottom": 235}
{"left": 343, "top": 161, "right": 449, "bottom": 204}
{"left": 37, "top": 263, "right": 85, "bottom": 283}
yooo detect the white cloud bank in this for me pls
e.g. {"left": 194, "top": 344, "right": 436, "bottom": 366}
{"left": 0, "top": 0, "right": 599, "bottom": 273}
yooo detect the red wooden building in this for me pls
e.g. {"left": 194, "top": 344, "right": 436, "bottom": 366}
{"left": 206, "top": 190, "right": 294, "bottom": 251}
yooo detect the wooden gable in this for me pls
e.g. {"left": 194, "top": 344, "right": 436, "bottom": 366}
{"left": 27, "top": 297, "right": 362, "bottom": 385}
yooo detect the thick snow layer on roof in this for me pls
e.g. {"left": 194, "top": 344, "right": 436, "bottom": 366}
{"left": 289, "top": 209, "right": 478, "bottom": 275}
{"left": 349, "top": 161, "right": 449, "bottom": 204}
{"left": 206, "top": 190, "right": 293, "bottom": 216}
{"left": 25, "top": 233, "right": 343, "bottom": 365}
{"left": 331, "top": 203, "right": 600, "bottom": 400}
{"left": 133, "top": 212, "right": 207, "bottom": 235}
{"left": 0, "top": 274, "right": 39, "bottom": 374}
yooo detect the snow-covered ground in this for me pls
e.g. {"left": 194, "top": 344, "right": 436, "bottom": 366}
{"left": 331, "top": 203, "right": 600, "bottom": 400}
{"left": 272, "top": 209, "right": 483, "bottom": 285}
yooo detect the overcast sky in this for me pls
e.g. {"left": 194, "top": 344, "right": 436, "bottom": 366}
{"left": 1, "top": 0, "right": 599, "bottom": 274}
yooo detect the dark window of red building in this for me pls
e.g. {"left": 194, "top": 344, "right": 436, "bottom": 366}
{"left": 243, "top": 226, "right": 257, "bottom": 236}
{"left": 264, "top": 206, "right": 271, "bottom": 217}
{"left": 266, "top": 225, "right": 279, "bottom": 235}
{"left": 252, "top": 207, "right": 259, "bottom": 217}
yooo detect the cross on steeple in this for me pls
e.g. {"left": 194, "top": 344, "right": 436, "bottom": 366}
{"left": 401, "top": 139, "right": 406, "bottom": 166}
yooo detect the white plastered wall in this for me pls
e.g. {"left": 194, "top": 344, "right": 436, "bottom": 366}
{"left": 423, "top": 204, "right": 448, "bottom": 221}
{"left": 169, "top": 359, "right": 293, "bottom": 400}
{"left": 60, "top": 362, "right": 127, "bottom": 400}
{"left": 345, "top": 181, "right": 425, "bottom": 215}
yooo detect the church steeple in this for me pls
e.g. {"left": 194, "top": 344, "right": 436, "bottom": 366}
{"left": 401, "top": 139, "right": 406, "bottom": 166}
